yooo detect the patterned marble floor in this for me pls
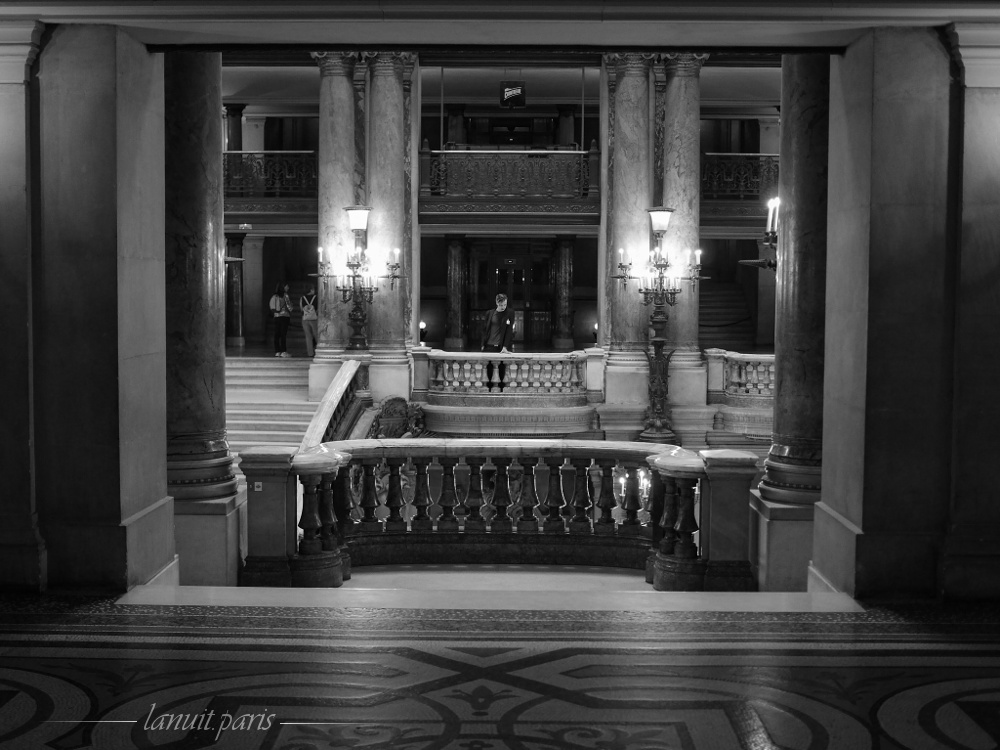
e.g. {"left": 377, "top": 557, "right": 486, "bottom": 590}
{"left": 2, "top": 571, "right": 1000, "bottom": 749}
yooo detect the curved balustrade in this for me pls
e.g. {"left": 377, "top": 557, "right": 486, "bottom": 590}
{"left": 223, "top": 150, "right": 318, "bottom": 197}
{"left": 427, "top": 350, "right": 587, "bottom": 403}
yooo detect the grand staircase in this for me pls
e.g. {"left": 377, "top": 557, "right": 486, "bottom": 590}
{"left": 225, "top": 357, "right": 315, "bottom": 456}
{"left": 699, "top": 281, "right": 757, "bottom": 352}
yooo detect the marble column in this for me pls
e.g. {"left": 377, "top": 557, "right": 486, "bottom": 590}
{"left": 758, "top": 54, "right": 829, "bottom": 508}
{"left": 224, "top": 232, "right": 246, "bottom": 348}
{"left": 553, "top": 238, "right": 575, "bottom": 350}
{"left": 165, "top": 51, "right": 242, "bottom": 586}
{"left": 36, "top": 25, "right": 175, "bottom": 588}
{"left": 242, "top": 234, "right": 265, "bottom": 344}
{"left": 557, "top": 105, "right": 577, "bottom": 146}
{"left": 224, "top": 102, "right": 244, "bottom": 151}
{"left": 0, "top": 21, "right": 46, "bottom": 589}
{"left": 446, "top": 104, "right": 466, "bottom": 144}
{"left": 661, "top": 52, "right": 714, "bottom": 448}
{"left": 366, "top": 51, "right": 414, "bottom": 399}
{"left": 598, "top": 53, "right": 653, "bottom": 438}
{"left": 444, "top": 238, "right": 468, "bottom": 350}
{"left": 309, "top": 51, "right": 359, "bottom": 398}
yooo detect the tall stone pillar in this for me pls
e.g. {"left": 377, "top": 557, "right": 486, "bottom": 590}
{"left": 224, "top": 102, "right": 244, "bottom": 151}
{"left": 557, "top": 106, "right": 577, "bottom": 146}
{"left": 224, "top": 233, "right": 245, "bottom": 348}
{"left": 662, "top": 53, "right": 714, "bottom": 448}
{"left": 242, "top": 234, "right": 265, "bottom": 344}
{"left": 36, "top": 25, "right": 175, "bottom": 589}
{"left": 165, "top": 51, "right": 242, "bottom": 586}
{"left": 811, "top": 30, "right": 955, "bottom": 597}
{"left": 553, "top": 238, "right": 575, "bottom": 350}
{"left": 366, "top": 51, "right": 415, "bottom": 399}
{"left": 309, "top": 51, "right": 359, "bottom": 399}
{"left": 0, "top": 22, "right": 46, "bottom": 590}
{"left": 597, "top": 53, "right": 652, "bottom": 440}
{"left": 942, "top": 28, "right": 1000, "bottom": 598}
{"left": 444, "top": 238, "right": 468, "bottom": 350}
{"left": 446, "top": 104, "right": 466, "bottom": 144}
{"left": 759, "top": 54, "right": 829, "bottom": 508}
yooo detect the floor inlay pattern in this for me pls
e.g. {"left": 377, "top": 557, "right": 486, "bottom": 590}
{"left": 1, "top": 595, "right": 999, "bottom": 749}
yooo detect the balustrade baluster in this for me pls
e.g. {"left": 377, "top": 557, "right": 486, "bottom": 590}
{"left": 410, "top": 457, "right": 433, "bottom": 531}
{"left": 619, "top": 463, "right": 642, "bottom": 536}
{"left": 644, "top": 470, "right": 665, "bottom": 583}
{"left": 542, "top": 457, "right": 566, "bottom": 533}
{"left": 593, "top": 459, "right": 617, "bottom": 535}
{"left": 516, "top": 457, "right": 540, "bottom": 533}
{"left": 531, "top": 360, "right": 543, "bottom": 389}
{"left": 437, "top": 457, "right": 460, "bottom": 531}
{"left": 673, "top": 478, "right": 700, "bottom": 558}
{"left": 473, "top": 360, "right": 485, "bottom": 392}
{"left": 333, "top": 465, "right": 356, "bottom": 538}
{"left": 319, "top": 473, "right": 338, "bottom": 552}
{"left": 464, "top": 457, "right": 487, "bottom": 531}
{"left": 384, "top": 458, "right": 407, "bottom": 532}
{"left": 543, "top": 361, "right": 554, "bottom": 390}
{"left": 298, "top": 474, "right": 323, "bottom": 554}
{"left": 489, "top": 457, "right": 513, "bottom": 532}
{"left": 568, "top": 457, "right": 593, "bottom": 533}
{"left": 462, "top": 360, "right": 473, "bottom": 391}
{"left": 430, "top": 360, "right": 443, "bottom": 391}
{"left": 658, "top": 474, "right": 680, "bottom": 556}
{"left": 358, "top": 460, "right": 383, "bottom": 532}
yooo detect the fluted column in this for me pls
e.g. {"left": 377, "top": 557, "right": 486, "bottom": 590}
{"left": 444, "top": 238, "right": 468, "bottom": 349}
{"left": 759, "top": 54, "right": 830, "bottom": 505}
{"left": 224, "top": 232, "right": 245, "bottom": 348}
{"left": 165, "top": 52, "right": 240, "bottom": 584}
{"left": 313, "top": 52, "right": 358, "bottom": 353}
{"left": 553, "top": 238, "right": 575, "bottom": 349}
{"left": 0, "top": 21, "right": 45, "bottom": 589}
{"left": 366, "top": 51, "right": 415, "bottom": 398}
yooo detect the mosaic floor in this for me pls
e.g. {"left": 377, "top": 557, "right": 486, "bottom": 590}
{"left": 2, "top": 572, "right": 1000, "bottom": 749}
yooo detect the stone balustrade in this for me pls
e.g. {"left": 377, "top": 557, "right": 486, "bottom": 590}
{"left": 426, "top": 349, "right": 588, "bottom": 402}
{"left": 240, "top": 437, "right": 759, "bottom": 591}
{"left": 706, "top": 349, "right": 775, "bottom": 444}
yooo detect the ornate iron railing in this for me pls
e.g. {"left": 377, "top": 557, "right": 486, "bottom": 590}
{"left": 419, "top": 146, "right": 600, "bottom": 200}
{"left": 701, "top": 153, "right": 779, "bottom": 199}
{"left": 223, "top": 150, "right": 318, "bottom": 197}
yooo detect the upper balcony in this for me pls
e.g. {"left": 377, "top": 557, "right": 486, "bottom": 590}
{"left": 223, "top": 149, "right": 778, "bottom": 232}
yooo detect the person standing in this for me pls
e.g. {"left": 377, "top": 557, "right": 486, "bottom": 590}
{"left": 300, "top": 286, "right": 319, "bottom": 358}
{"left": 269, "top": 282, "right": 293, "bottom": 357}
{"left": 480, "top": 293, "right": 514, "bottom": 390}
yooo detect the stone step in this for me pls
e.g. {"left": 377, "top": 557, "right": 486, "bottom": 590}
{"left": 227, "top": 418, "right": 312, "bottom": 432}
{"left": 228, "top": 429, "right": 306, "bottom": 445}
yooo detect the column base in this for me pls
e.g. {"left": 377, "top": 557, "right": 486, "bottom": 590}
{"left": 174, "top": 488, "right": 246, "bottom": 586}
{"left": 749, "top": 489, "right": 814, "bottom": 591}
{"left": 240, "top": 555, "right": 291, "bottom": 587}
{"left": 653, "top": 553, "right": 707, "bottom": 591}
{"left": 290, "top": 550, "right": 343, "bottom": 588}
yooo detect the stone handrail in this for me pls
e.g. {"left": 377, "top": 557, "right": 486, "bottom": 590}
{"left": 298, "top": 359, "right": 371, "bottom": 450}
{"left": 427, "top": 349, "right": 587, "bottom": 400}
{"left": 237, "top": 438, "right": 758, "bottom": 591}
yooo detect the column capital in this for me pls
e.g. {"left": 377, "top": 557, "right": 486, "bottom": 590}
{"left": 604, "top": 51, "right": 655, "bottom": 77}
{"left": 0, "top": 21, "right": 42, "bottom": 84}
{"left": 661, "top": 52, "right": 710, "bottom": 76}
{"left": 223, "top": 102, "right": 245, "bottom": 117}
{"left": 311, "top": 50, "right": 359, "bottom": 77}
{"left": 365, "top": 51, "right": 417, "bottom": 77}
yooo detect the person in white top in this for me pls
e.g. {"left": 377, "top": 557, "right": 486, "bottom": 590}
{"left": 269, "top": 282, "right": 293, "bottom": 357}
{"left": 300, "top": 286, "right": 318, "bottom": 358}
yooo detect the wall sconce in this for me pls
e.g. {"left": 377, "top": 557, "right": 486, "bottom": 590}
{"left": 739, "top": 196, "right": 779, "bottom": 272}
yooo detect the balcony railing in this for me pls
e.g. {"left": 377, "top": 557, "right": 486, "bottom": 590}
{"left": 223, "top": 150, "right": 318, "bottom": 197}
{"left": 701, "top": 153, "right": 779, "bottom": 200}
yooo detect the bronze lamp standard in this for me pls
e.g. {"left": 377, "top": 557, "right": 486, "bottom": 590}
{"left": 315, "top": 205, "right": 399, "bottom": 350}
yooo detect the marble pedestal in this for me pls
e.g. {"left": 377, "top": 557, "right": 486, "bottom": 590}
{"left": 749, "top": 489, "right": 814, "bottom": 591}
{"left": 174, "top": 488, "right": 247, "bottom": 586}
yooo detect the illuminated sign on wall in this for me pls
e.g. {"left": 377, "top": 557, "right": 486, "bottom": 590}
{"left": 500, "top": 80, "right": 526, "bottom": 109}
